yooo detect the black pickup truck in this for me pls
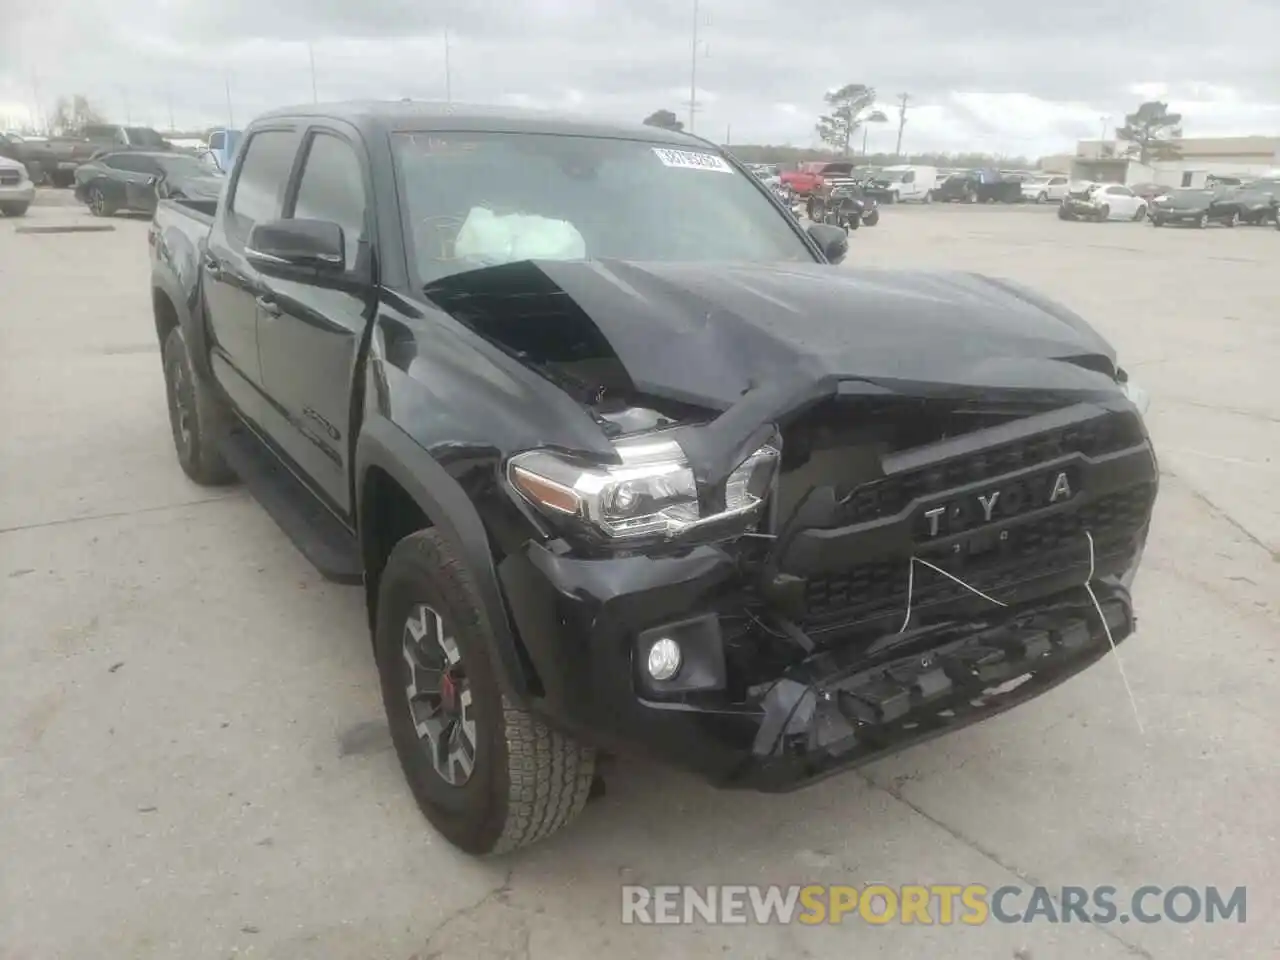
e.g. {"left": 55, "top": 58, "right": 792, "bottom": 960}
{"left": 149, "top": 101, "right": 1158, "bottom": 856}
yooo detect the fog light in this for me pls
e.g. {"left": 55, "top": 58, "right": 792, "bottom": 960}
{"left": 646, "top": 638, "right": 682, "bottom": 681}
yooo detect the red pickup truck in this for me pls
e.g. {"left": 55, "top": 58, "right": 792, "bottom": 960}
{"left": 780, "top": 160, "right": 856, "bottom": 196}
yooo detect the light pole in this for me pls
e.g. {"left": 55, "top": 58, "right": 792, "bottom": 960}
{"left": 687, "top": 0, "right": 699, "bottom": 133}
{"left": 309, "top": 43, "right": 318, "bottom": 103}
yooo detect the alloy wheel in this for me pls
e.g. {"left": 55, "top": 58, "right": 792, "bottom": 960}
{"left": 89, "top": 187, "right": 105, "bottom": 217}
{"left": 402, "top": 603, "right": 477, "bottom": 787}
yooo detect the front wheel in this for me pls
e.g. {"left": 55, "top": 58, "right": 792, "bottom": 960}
{"left": 1196, "top": 213, "right": 1208, "bottom": 229}
{"left": 0, "top": 201, "right": 29, "bottom": 217}
{"left": 376, "top": 530, "right": 596, "bottom": 855}
{"left": 862, "top": 208, "right": 880, "bottom": 226}
{"left": 1132, "top": 204, "right": 1147, "bottom": 222}
{"left": 1037, "top": 192, "right": 1048, "bottom": 203}
{"left": 1152, "top": 217, "right": 1164, "bottom": 227}
{"left": 1096, "top": 205, "right": 1110, "bottom": 222}
{"left": 1225, "top": 211, "right": 1239, "bottom": 228}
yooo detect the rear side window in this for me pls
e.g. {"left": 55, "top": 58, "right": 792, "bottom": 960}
{"left": 228, "top": 129, "right": 302, "bottom": 237}
{"left": 290, "top": 132, "right": 367, "bottom": 270}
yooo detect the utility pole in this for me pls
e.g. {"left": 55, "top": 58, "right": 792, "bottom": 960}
{"left": 309, "top": 43, "right": 318, "bottom": 103}
{"left": 30, "top": 72, "right": 43, "bottom": 133}
{"left": 225, "top": 75, "right": 234, "bottom": 128}
{"left": 444, "top": 27, "right": 452, "bottom": 103}
{"left": 1099, "top": 115, "right": 1110, "bottom": 152}
{"left": 725, "top": 123, "right": 730, "bottom": 145}
{"left": 894, "top": 93, "right": 909, "bottom": 158}
{"left": 120, "top": 86, "right": 131, "bottom": 124}
{"left": 688, "top": 0, "right": 700, "bottom": 133}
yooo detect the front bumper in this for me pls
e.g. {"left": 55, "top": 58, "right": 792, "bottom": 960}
{"left": 497, "top": 421, "right": 1157, "bottom": 790}
{"left": 1061, "top": 199, "right": 1101, "bottom": 217}
{"left": 0, "top": 181, "right": 35, "bottom": 204}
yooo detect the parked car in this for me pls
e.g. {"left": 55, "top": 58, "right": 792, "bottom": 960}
{"left": 45, "top": 124, "right": 173, "bottom": 187}
{"left": 149, "top": 101, "right": 1156, "bottom": 857}
{"left": 0, "top": 132, "right": 56, "bottom": 185}
{"left": 808, "top": 179, "right": 880, "bottom": 228}
{"left": 74, "top": 150, "right": 222, "bottom": 217}
{"left": 779, "top": 160, "right": 855, "bottom": 197}
{"left": 1019, "top": 174, "right": 1070, "bottom": 203}
{"left": 0, "top": 155, "right": 36, "bottom": 216}
{"left": 933, "top": 168, "right": 1023, "bottom": 203}
{"left": 1148, "top": 188, "right": 1240, "bottom": 228}
{"left": 1215, "top": 180, "right": 1280, "bottom": 224}
{"left": 1128, "top": 182, "right": 1168, "bottom": 206}
{"left": 1058, "top": 182, "right": 1148, "bottom": 222}
{"left": 862, "top": 164, "right": 937, "bottom": 203}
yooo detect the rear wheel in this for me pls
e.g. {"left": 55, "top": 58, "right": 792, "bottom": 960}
{"left": 1225, "top": 211, "right": 1239, "bottom": 228}
{"left": 87, "top": 185, "right": 116, "bottom": 217}
{"left": 1132, "top": 204, "right": 1147, "bottom": 222}
{"left": 1096, "top": 204, "right": 1110, "bottom": 222}
{"left": 375, "top": 530, "right": 596, "bottom": 855}
{"left": 1196, "top": 213, "right": 1208, "bottom": 229}
{"left": 1037, "top": 191, "right": 1048, "bottom": 203}
{"left": 162, "top": 327, "right": 236, "bottom": 486}
{"left": 862, "top": 208, "right": 879, "bottom": 226}
{"left": 0, "top": 201, "right": 29, "bottom": 217}
{"left": 1152, "top": 217, "right": 1164, "bottom": 227}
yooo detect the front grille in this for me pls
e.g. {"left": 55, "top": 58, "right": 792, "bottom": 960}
{"left": 836, "top": 411, "right": 1144, "bottom": 526}
{"left": 0, "top": 170, "right": 20, "bottom": 186}
{"left": 803, "top": 483, "right": 1154, "bottom": 627}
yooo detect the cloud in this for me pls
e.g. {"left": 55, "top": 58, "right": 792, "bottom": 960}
{"left": 2, "top": 0, "right": 1277, "bottom": 157}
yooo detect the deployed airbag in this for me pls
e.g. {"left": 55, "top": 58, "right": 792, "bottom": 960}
{"left": 454, "top": 207, "right": 586, "bottom": 265}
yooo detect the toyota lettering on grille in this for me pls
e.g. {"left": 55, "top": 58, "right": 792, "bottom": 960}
{"left": 917, "top": 469, "right": 1075, "bottom": 540}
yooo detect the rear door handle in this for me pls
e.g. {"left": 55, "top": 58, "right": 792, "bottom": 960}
{"left": 202, "top": 254, "right": 222, "bottom": 279}
{"left": 255, "top": 295, "right": 281, "bottom": 317}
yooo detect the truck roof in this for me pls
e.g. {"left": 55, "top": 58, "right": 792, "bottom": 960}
{"left": 251, "top": 100, "right": 707, "bottom": 147}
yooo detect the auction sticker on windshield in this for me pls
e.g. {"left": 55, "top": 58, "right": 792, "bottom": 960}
{"left": 652, "top": 148, "right": 734, "bottom": 173}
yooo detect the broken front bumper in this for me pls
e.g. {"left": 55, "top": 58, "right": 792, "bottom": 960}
{"left": 496, "top": 535, "right": 1143, "bottom": 791}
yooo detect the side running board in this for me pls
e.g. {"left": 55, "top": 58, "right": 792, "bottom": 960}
{"left": 219, "top": 428, "right": 363, "bottom": 585}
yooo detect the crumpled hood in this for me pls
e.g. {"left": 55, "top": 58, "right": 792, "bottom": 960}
{"left": 525, "top": 259, "right": 1118, "bottom": 410}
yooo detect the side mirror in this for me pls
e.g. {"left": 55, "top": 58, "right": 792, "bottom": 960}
{"left": 807, "top": 223, "right": 848, "bottom": 264}
{"left": 246, "top": 219, "right": 346, "bottom": 277}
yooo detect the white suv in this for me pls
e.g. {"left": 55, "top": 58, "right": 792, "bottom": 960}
{"left": 1021, "top": 174, "right": 1070, "bottom": 203}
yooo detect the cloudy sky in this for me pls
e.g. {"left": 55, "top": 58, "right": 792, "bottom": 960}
{"left": 2, "top": 0, "right": 1278, "bottom": 158}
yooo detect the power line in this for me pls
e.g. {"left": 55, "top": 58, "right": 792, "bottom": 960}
{"left": 890, "top": 92, "right": 911, "bottom": 158}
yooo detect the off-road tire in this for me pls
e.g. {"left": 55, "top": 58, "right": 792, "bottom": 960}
{"left": 0, "top": 201, "right": 29, "bottom": 217}
{"left": 162, "top": 326, "right": 236, "bottom": 486}
{"left": 375, "top": 529, "right": 596, "bottom": 856}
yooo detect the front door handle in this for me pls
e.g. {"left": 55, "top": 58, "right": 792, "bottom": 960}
{"left": 255, "top": 295, "right": 282, "bottom": 317}
{"left": 202, "top": 254, "right": 222, "bottom": 280}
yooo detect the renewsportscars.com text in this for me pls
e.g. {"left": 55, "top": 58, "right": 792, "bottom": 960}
{"left": 621, "top": 884, "right": 1247, "bottom": 926}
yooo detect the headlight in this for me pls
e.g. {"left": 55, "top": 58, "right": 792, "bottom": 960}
{"left": 508, "top": 432, "right": 779, "bottom": 540}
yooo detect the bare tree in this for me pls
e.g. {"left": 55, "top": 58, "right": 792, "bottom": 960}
{"left": 50, "top": 95, "right": 107, "bottom": 134}
{"left": 815, "top": 84, "right": 877, "bottom": 156}
{"left": 1116, "top": 101, "right": 1183, "bottom": 163}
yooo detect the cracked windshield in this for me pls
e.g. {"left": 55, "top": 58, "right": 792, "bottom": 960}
{"left": 1, "top": 1, "right": 1275, "bottom": 959}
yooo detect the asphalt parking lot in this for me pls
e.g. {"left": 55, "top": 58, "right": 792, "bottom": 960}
{"left": 2, "top": 192, "right": 1276, "bottom": 960}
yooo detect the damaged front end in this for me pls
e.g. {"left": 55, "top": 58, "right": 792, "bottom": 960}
{"left": 427, "top": 259, "right": 1159, "bottom": 788}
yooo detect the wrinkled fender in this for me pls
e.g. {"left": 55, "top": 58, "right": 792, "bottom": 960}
{"left": 354, "top": 414, "right": 531, "bottom": 702}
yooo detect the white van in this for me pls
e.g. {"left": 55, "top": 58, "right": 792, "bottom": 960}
{"left": 870, "top": 164, "right": 939, "bottom": 203}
